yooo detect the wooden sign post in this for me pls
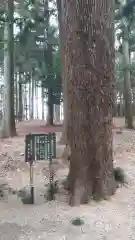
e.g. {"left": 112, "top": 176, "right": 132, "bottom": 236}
{"left": 25, "top": 132, "right": 56, "bottom": 204}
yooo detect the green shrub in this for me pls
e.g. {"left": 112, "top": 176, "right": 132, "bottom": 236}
{"left": 114, "top": 167, "right": 128, "bottom": 187}
{"left": 45, "top": 181, "right": 59, "bottom": 201}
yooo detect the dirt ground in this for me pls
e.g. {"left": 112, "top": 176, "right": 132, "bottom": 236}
{"left": 0, "top": 118, "right": 134, "bottom": 239}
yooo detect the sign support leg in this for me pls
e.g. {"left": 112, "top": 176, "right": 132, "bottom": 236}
{"left": 30, "top": 161, "right": 34, "bottom": 204}
{"left": 49, "top": 156, "right": 54, "bottom": 200}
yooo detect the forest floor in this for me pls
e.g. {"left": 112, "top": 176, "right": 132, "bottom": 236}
{"left": 0, "top": 117, "right": 134, "bottom": 239}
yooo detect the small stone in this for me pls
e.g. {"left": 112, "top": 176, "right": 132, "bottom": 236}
{"left": 20, "top": 153, "right": 24, "bottom": 156}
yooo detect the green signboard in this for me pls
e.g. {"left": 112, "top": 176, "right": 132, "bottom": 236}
{"left": 25, "top": 133, "right": 56, "bottom": 162}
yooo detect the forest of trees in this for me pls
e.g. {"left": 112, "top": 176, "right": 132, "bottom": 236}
{"left": 0, "top": 0, "right": 134, "bottom": 205}
{"left": 0, "top": 0, "right": 62, "bottom": 137}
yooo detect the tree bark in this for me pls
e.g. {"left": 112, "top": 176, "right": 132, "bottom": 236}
{"left": 1, "top": 0, "right": 17, "bottom": 137}
{"left": 64, "top": 0, "right": 116, "bottom": 206}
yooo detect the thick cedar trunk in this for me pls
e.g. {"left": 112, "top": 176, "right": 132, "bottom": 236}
{"left": 64, "top": 0, "right": 116, "bottom": 205}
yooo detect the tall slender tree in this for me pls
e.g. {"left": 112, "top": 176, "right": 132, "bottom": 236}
{"left": 123, "top": 25, "right": 133, "bottom": 128}
{"left": 44, "top": 0, "right": 54, "bottom": 125}
{"left": 57, "top": 0, "right": 68, "bottom": 143}
{"left": 1, "top": 0, "right": 16, "bottom": 137}
{"left": 122, "top": 0, "right": 134, "bottom": 128}
{"left": 115, "top": 0, "right": 134, "bottom": 128}
{"left": 64, "top": 0, "right": 116, "bottom": 205}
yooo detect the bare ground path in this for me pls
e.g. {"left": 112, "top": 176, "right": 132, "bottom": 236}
{"left": 0, "top": 118, "right": 134, "bottom": 239}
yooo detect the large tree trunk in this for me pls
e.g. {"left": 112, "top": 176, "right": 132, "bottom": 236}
{"left": 57, "top": 0, "right": 68, "bottom": 144}
{"left": 122, "top": 26, "right": 134, "bottom": 129}
{"left": 64, "top": 0, "right": 116, "bottom": 206}
{"left": 1, "top": 0, "right": 16, "bottom": 137}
